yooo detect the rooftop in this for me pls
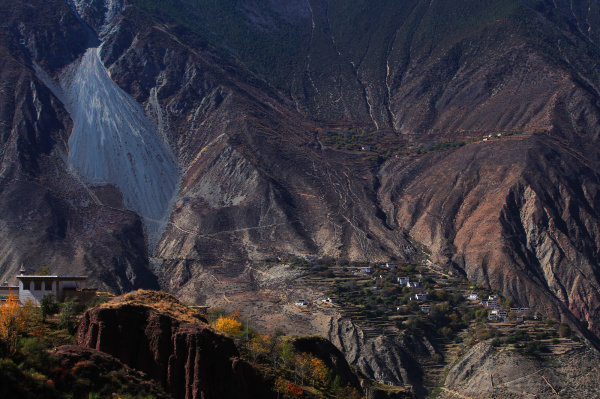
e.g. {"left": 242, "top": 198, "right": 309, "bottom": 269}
{"left": 16, "top": 275, "right": 88, "bottom": 280}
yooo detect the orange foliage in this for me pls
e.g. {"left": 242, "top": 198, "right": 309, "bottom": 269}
{"left": 211, "top": 315, "right": 243, "bottom": 336}
{"left": 309, "top": 356, "right": 329, "bottom": 386}
{"left": 294, "top": 352, "right": 330, "bottom": 386}
{"left": 287, "top": 382, "right": 303, "bottom": 397}
{"left": 248, "top": 333, "right": 272, "bottom": 362}
{"left": 273, "top": 378, "right": 304, "bottom": 398}
{"left": 0, "top": 293, "right": 28, "bottom": 354}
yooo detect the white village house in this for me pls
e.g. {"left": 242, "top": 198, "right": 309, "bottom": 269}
{"left": 397, "top": 277, "right": 410, "bottom": 285}
{"left": 1, "top": 265, "right": 96, "bottom": 306}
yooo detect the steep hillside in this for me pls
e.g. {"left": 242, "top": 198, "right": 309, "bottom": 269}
{"left": 0, "top": 0, "right": 159, "bottom": 292}
{"left": 2, "top": 0, "right": 600, "bottom": 394}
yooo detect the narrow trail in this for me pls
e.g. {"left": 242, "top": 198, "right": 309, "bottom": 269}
{"left": 440, "top": 388, "right": 473, "bottom": 399}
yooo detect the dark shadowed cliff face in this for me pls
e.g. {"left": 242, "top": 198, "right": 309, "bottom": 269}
{"left": 0, "top": 0, "right": 159, "bottom": 292}
{"left": 78, "top": 291, "right": 272, "bottom": 399}
{"left": 3, "top": 0, "right": 600, "bottom": 381}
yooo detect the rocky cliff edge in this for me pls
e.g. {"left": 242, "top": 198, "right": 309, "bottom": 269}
{"left": 78, "top": 290, "right": 272, "bottom": 399}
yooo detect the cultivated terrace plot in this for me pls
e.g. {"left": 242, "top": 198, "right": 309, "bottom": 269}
{"left": 292, "top": 258, "right": 585, "bottom": 387}
{"left": 316, "top": 125, "right": 532, "bottom": 161}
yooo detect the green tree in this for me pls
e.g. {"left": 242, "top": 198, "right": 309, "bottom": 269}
{"left": 40, "top": 294, "right": 59, "bottom": 321}
{"left": 281, "top": 341, "right": 295, "bottom": 366}
{"left": 33, "top": 266, "right": 51, "bottom": 276}
{"left": 558, "top": 323, "right": 572, "bottom": 338}
{"left": 58, "top": 299, "right": 83, "bottom": 334}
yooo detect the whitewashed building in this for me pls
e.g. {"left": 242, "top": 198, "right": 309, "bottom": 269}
{"left": 398, "top": 277, "right": 410, "bottom": 285}
{"left": 12, "top": 266, "right": 95, "bottom": 306}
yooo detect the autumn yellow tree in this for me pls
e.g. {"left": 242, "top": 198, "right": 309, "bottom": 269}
{"left": 0, "top": 293, "right": 29, "bottom": 354}
{"left": 211, "top": 314, "right": 243, "bottom": 336}
{"left": 274, "top": 377, "right": 288, "bottom": 399}
{"left": 294, "top": 352, "right": 311, "bottom": 385}
{"left": 308, "top": 356, "right": 330, "bottom": 386}
{"left": 248, "top": 333, "right": 272, "bottom": 362}
{"left": 294, "top": 352, "right": 330, "bottom": 386}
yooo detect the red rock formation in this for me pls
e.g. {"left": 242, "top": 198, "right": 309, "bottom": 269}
{"left": 78, "top": 291, "right": 271, "bottom": 399}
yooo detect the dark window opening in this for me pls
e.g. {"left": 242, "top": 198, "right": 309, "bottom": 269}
{"left": 44, "top": 282, "right": 51, "bottom": 291}
{"left": 34, "top": 282, "right": 42, "bottom": 291}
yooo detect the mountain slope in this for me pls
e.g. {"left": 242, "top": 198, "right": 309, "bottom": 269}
{"left": 0, "top": 0, "right": 159, "bottom": 292}
{"left": 2, "top": 0, "right": 600, "bottom": 392}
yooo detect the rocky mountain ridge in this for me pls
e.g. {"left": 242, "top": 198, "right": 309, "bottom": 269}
{"left": 2, "top": 0, "right": 600, "bottom": 395}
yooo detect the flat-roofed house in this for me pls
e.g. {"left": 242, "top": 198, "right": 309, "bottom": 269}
{"left": 16, "top": 266, "right": 95, "bottom": 306}
{"left": 397, "top": 277, "right": 410, "bottom": 285}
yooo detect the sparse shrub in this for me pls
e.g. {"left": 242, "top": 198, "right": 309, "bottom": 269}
{"left": 522, "top": 340, "right": 549, "bottom": 356}
{"left": 336, "top": 258, "right": 349, "bottom": 266}
{"left": 558, "top": 323, "right": 572, "bottom": 338}
{"left": 291, "top": 257, "right": 308, "bottom": 267}
{"left": 440, "top": 326, "right": 453, "bottom": 337}
{"left": 40, "top": 295, "right": 59, "bottom": 321}
{"left": 505, "top": 329, "right": 528, "bottom": 344}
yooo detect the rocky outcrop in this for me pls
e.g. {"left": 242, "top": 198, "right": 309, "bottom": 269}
{"left": 289, "top": 335, "right": 363, "bottom": 390}
{"left": 78, "top": 290, "right": 272, "bottom": 399}
{"left": 441, "top": 343, "right": 600, "bottom": 398}
{"left": 324, "top": 315, "right": 438, "bottom": 397}
{"left": 288, "top": 334, "right": 416, "bottom": 399}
